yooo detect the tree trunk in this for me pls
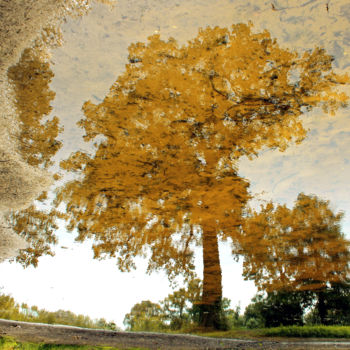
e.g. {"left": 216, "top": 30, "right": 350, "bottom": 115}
{"left": 199, "top": 228, "right": 226, "bottom": 329}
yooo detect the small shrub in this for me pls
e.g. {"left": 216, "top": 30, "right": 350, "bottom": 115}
{"left": 245, "top": 318, "right": 261, "bottom": 329}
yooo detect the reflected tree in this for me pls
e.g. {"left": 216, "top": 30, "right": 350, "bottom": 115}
{"left": 7, "top": 26, "right": 63, "bottom": 168}
{"left": 161, "top": 278, "right": 202, "bottom": 329}
{"left": 5, "top": 27, "right": 64, "bottom": 266}
{"left": 123, "top": 300, "right": 165, "bottom": 331}
{"left": 240, "top": 193, "right": 350, "bottom": 324}
{"left": 243, "top": 291, "right": 313, "bottom": 328}
{"left": 305, "top": 282, "right": 350, "bottom": 325}
{"left": 124, "top": 278, "right": 202, "bottom": 331}
{"left": 57, "top": 24, "right": 349, "bottom": 329}
{"left": 6, "top": 192, "right": 64, "bottom": 267}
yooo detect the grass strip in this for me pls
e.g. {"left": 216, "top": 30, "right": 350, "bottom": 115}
{"left": 187, "top": 325, "right": 350, "bottom": 340}
{"left": 0, "top": 336, "right": 150, "bottom": 350}
{"left": 261, "top": 325, "right": 350, "bottom": 338}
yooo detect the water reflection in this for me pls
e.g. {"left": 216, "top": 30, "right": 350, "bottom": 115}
{"left": 240, "top": 193, "right": 350, "bottom": 292}
{"left": 56, "top": 23, "right": 348, "bottom": 328}
{"left": 240, "top": 192, "right": 350, "bottom": 326}
{"left": 2, "top": 0, "right": 350, "bottom": 330}
{"left": 5, "top": 26, "right": 63, "bottom": 266}
{"left": 7, "top": 26, "right": 63, "bottom": 168}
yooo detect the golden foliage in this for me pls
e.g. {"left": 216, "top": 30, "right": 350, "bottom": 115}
{"left": 6, "top": 204, "right": 64, "bottom": 267}
{"left": 7, "top": 28, "right": 63, "bottom": 168}
{"left": 240, "top": 193, "right": 350, "bottom": 292}
{"left": 57, "top": 24, "right": 348, "bottom": 291}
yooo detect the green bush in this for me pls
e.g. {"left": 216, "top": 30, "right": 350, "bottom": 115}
{"left": 245, "top": 317, "right": 262, "bottom": 329}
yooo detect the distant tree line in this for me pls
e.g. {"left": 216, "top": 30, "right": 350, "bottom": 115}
{"left": 0, "top": 292, "right": 118, "bottom": 330}
{"left": 243, "top": 283, "right": 350, "bottom": 328}
{"left": 124, "top": 280, "right": 350, "bottom": 332}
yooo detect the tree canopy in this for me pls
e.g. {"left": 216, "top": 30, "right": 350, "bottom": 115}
{"left": 123, "top": 300, "right": 165, "bottom": 332}
{"left": 57, "top": 23, "right": 349, "bottom": 328}
{"left": 243, "top": 291, "right": 311, "bottom": 328}
{"left": 240, "top": 193, "right": 350, "bottom": 292}
{"left": 161, "top": 278, "right": 202, "bottom": 330}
